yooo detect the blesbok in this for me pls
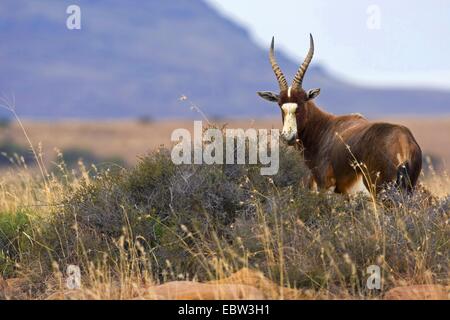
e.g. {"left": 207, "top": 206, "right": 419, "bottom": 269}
{"left": 257, "top": 35, "right": 422, "bottom": 195}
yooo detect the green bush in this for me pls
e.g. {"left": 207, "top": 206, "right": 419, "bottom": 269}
{"left": 0, "top": 210, "right": 32, "bottom": 276}
{"left": 52, "top": 144, "right": 308, "bottom": 274}
{"left": 2, "top": 141, "right": 448, "bottom": 297}
{"left": 53, "top": 142, "right": 448, "bottom": 292}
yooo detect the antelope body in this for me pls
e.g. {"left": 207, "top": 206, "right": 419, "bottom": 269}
{"left": 258, "top": 35, "right": 422, "bottom": 194}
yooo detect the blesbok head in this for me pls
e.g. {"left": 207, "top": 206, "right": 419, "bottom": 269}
{"left": 257, "top": 34, "right": 320, "bottom": 144}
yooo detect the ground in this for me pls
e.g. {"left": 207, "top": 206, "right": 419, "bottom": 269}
{"left": 1, "top": 117, "right": 449, "bottom": 166}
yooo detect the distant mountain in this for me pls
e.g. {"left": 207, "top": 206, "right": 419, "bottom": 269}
{"left": 0, "top": 0, "right": 449, "bottom": 119}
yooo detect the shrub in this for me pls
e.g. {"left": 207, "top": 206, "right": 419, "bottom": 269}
{"left": 52, "top": 143, "right": 307, "bottom": 274}
{"left": 0, "top": 210, "right": 33, "bottom": 276}
{"left": 0, "top": 117, "right": 12, "bottom": 128}
{"left": 1, "top": 139, "right": 448, "bottom": 298}
{"left": 0, "top": 142, "right": 33, "bottom": 167}
{"left": 56, "top": 148, "right": 126, "bottom": 170}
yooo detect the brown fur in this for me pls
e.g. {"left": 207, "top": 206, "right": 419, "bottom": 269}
{"left": 278, "top": 87, "right": 422, "bottom": 194}
{"left": 258, "top": 36, "right": 422, "bottom": 194}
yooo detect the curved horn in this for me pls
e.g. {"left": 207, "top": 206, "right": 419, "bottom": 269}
{"left": 269, "top": 37, "right": 288, "bottom": 91}
{"left": 292, "top": 34, "right": 314, "bottom": 89}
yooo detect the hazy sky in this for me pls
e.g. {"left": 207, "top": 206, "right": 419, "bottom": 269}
{"left": 207, "top": 0, "right": 450, "bottom": 89}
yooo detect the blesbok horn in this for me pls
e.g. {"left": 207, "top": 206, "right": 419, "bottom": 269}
{"left": 269, "top": 37, "right": 288, "bottom": 91}
{"left": 257, "top": 34, "right": 422, "bottom": 195}
{"left": 292, "top": 34, "right": 314, "bottom": 89}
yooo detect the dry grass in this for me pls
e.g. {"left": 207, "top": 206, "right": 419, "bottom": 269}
{"left": 0, "top": 116, "right": 449, "bottom": 300}
{"left": 0, "top": 145, "right": 448, "bottom": 300}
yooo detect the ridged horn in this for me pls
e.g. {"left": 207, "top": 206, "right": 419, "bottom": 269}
{"left": 292, "top": 34, "right": 314, "bottom": 89}
{"left": 269, "top": 37, "right": 288, "bottom": 91}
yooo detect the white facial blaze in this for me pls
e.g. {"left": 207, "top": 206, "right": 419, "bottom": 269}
{"left": 281, "top": 103, "right": 298, "bottom": 141}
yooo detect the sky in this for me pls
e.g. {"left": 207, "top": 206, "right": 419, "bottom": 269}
{"left": 206, "top": 0, "right": 450, "bottom": 90}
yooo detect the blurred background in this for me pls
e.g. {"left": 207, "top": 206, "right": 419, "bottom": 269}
{"left": 0, "top": 0, "right": 449, "bottom": 170}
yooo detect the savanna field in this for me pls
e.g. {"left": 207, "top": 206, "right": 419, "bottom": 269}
{"left": 0, "top": 118, "right": 449, "bottom": 299}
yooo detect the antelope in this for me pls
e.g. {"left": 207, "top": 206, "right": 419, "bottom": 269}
{"left": 257, "top": 35, "right": 422, "bottom": 195}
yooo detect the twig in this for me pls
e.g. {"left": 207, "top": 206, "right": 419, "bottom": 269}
{"left": 0, "top": 94, "right": 49, "bottom": 186}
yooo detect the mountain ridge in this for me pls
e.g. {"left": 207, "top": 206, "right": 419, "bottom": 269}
{"left": 0, "top": 0, "right": 449, "bottom": 120}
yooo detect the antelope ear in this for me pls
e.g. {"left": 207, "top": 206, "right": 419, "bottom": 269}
{"left": 257, "top": 91, "right": 279, "bottom": 102}
{"left": 307, "top": 88, "right": 321, "bottom": 100}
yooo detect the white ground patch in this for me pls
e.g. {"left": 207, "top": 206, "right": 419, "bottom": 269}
{"left": 347, "top": 175, "right": 370, "bottom": 195}
{"left": 281, "top": 103, "right": 297, "bottom": 140}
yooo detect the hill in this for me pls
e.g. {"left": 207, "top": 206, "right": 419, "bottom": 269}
{"left": 0, "top": 0, "right": 449, "bottom": 119}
